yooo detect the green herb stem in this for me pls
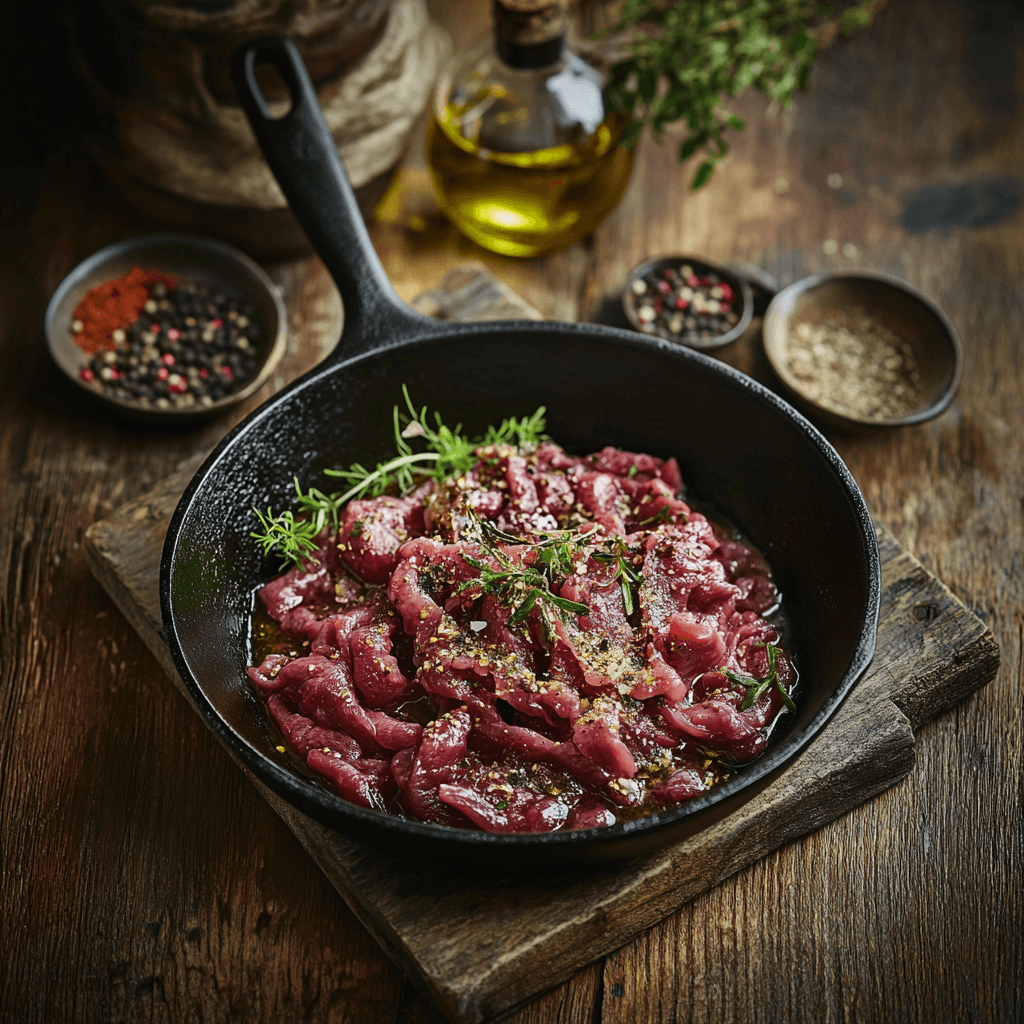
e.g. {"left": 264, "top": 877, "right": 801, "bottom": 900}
{"left": 724, "top": 644, "right": 795, "bottom": 712}
{"left": 325, "top": 451, "right": 441, "bottom": 505}
{"left": 596, "top": 0, "right": 879, "bottom": 188}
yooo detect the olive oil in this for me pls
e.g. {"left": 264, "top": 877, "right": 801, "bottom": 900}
{"left": 426, "top": 1, "right": 633, "bottom": 257}
{"left": 426, "top": 103, "right": 632, "bottom": 257}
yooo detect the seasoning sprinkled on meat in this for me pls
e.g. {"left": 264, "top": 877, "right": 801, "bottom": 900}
{"left": 249, "top": 428, "right": 796, "bottom": 833}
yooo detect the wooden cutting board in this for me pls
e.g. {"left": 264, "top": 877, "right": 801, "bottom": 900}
{"left": 84, "top": 263, "right": 999, "bottom": 1024}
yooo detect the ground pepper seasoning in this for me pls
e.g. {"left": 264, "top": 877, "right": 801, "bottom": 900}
{"left": 74, "top": 275, "right": 261, "bottom": 410}
{"left": 72, "top": 267, "right": 178, "bottom": 355}
{"left": 784, "top": 307, "right": 924, "bottom": 420}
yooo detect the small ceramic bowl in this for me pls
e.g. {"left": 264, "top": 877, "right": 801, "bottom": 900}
{"left": 45, "top": 234, "right": 288, "bottom": 420}
{"left": 622, "top": 255, "right": 755, "bottom": 351}
{"left": 762, "top": 271, "right": 962, "bottom": 431}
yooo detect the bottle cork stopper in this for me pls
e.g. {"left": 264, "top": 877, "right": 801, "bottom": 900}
{"left": 493, "top": 0, "right": 567, "bottom": 47}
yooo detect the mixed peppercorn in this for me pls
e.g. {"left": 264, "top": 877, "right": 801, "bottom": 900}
{"left": 627, "top": 262, "right": 742, "bottom": 347}
{"left": 73, "top": 267, "right": 261, "bottom": 410}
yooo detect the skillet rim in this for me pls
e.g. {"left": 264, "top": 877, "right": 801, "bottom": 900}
{"left": 159, "top": 316, "right": 881, "bottom": 855}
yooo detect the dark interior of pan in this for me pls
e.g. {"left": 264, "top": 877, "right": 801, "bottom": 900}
{"left": 160, "top": 38, "right": 880, "bottom": 866}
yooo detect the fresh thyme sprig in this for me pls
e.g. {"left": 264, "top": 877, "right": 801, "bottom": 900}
{"left": 592, "top": 0, "right": 880, "bottom": 189}
{"left": 724, "top": 644, "right": 796, "bottom": 711}
{"left": 252, "top": 388, "right": 548, "bottom": 567}
{"left": 252, "top": 505, "right": 320, "bottom": 568}
{"left": 482, "top": 406, "right": 549, "bottom": 449}
{"left": 592, "top": 541, "right": 644, "bottom": 616}
{"left": 456, "top": 552, "right": 590, "bottom": 626}
{"left": 323, "top": 386, "right": 548, "bottom": 503}
{"left": 462, "top": 516, "right": 646, "bottom": 624}
{"left": 459, "top": 514, "right": 592, "bottom": 625}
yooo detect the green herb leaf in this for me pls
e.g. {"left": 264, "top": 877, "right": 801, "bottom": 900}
{"left": 691, "top": 160, "right": 716, "bottom": 191}
{"left": 251, "top": 505, "right": 321, "bottom": 570}
{"left": 725, "top": 644, "right": 794, "bottom": 711}
{"left": 257, "top": 388, "right": 546, "bottom": 567}
{"left": 599, "top": 0, "right": 877, "bottom": 187}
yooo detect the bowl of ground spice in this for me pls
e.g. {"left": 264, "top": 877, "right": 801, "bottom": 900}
{"left": 45, "top": 234, "right": 287, "bottom": 419}
{"left": 761, "top": 271, "right": 962, "bottom": 430}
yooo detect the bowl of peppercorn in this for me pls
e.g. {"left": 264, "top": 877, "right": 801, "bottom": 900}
{"left": 622, "top": 255, "right": 755, "bottom": 351}
{"left": 45, "top": 234, "right": 288, "bottom": 419}
{"left": 761, "top": 271, "right": 963, "bottom": 431}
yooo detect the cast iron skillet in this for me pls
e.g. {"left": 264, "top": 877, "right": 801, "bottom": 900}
{"left": 160, "top": 37, "right": 881, "bottom": 865}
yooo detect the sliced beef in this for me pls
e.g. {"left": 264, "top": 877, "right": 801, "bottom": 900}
{"left": 659, "top": 698, "right": 767, "bottom": 761}
{"left": 393, "top": 707, "right": 472, "bottom": 826}
{"left": 307, "top": 748, "right": 396, "bottom": 809}
{"left": 349, "top": 617, "right": 416, "bottom": 707}
{"left": 266, "top": 694, "right": 363, "bottom": 760}
{"left": 339, "top": 495, "right": 426, "bottom": 584}
{"left": 287, "top": 655, "right": 422, "bottom": 754}
{"left": 574, "top": 471, "right": 626, "bottom": 536}
{"left": 648, "top": 766, "right": 708, "bottom": 805}
{"left": 250, "top": 442, "right": 794, "bottom": 831}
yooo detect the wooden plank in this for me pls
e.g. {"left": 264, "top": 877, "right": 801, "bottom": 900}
{"left": 84, "top": 264, "right": 998, "bottom": 1024}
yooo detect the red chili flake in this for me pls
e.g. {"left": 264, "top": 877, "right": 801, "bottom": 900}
{"left": 161, "top": 353, "right": 175, "bottom": 366}
{"left": 156, "top": 367, "right": 170, "bottom": 381}
{"left": 674, "top": 298, "right": 689, "bottom": 310}
{"left": 79, "top": 368, "right": 94, "bottom": 382}
{"left": 71, "top": 266, "right": 177, "bottom": 355}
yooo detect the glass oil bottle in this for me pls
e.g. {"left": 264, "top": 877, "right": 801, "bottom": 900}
{"left": 425, "top": 0, "right": 633, "bottom": 257}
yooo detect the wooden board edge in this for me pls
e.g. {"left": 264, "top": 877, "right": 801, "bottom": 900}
{"left": 874, "top": 526, "right": 1001, "bottom": 729}
{"left": 84, "top": 523, "right": 178, "bottom": 684}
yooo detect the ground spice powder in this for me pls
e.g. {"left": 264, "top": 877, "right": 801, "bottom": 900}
{"left": 72, "top": 267, "right": 178, "bottom": 355}
{"left": 785, "top": 307, "right": 924, "bottom": 419}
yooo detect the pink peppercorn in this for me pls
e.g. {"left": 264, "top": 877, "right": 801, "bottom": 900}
{"left": 161, "top": 352, "right": 175, "bottom": 366}
{"left": 675, "top": 297, "right": 688, "bottom": 310}
{"left": 167, "top": 328, "right": 181, "bottom": 341}
{"left": 219, "top": 365, "right": 233, "bottom": 381}
{"left": 657, "top": 280, "right": 671, "bottom": 294}
{"left": 210, "top": 318, "right": 223, "bottom": 329}
{"left": 156, "top": 367, "right": 170, "bottom": 381}
{"left": 198, "top": 368, "right": 209, "bottom": 379}
{"left": 80, "top": 368, "right": 94, "bottom": 382}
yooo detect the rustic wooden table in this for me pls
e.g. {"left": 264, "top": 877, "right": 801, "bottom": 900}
{"left": 2, "top": 1, "right": 1020, "bottom": 1021}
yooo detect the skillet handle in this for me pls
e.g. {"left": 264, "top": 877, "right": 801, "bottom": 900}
{"left": 231, "top": 37, "right": 439, "bottom": 359}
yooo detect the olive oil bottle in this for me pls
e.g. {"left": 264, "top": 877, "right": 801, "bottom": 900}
{"left": 426, "top": 0, "right": 633, "bottom": 258}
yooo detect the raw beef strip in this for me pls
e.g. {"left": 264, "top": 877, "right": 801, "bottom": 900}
{"left": 339, "top": 495, "right": 426, "bottom": 584}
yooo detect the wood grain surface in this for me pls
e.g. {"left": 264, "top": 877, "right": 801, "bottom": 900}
{"left": 81, "top": 266, "right": 997, "bottom": 1023}
{"left": 2, "top": 0, "right": 1022, "bottom": 1021}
